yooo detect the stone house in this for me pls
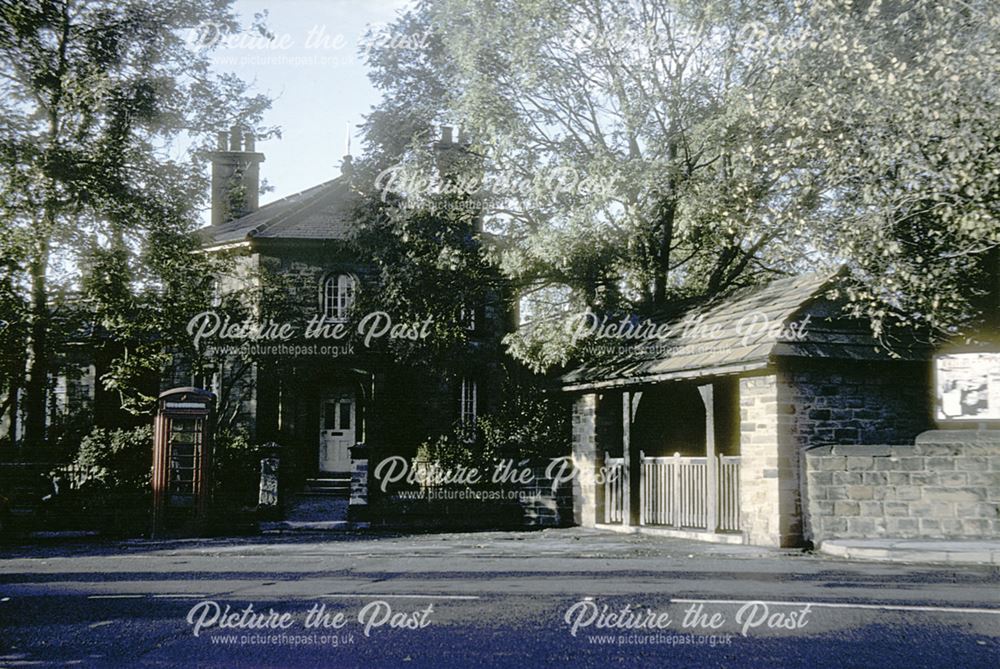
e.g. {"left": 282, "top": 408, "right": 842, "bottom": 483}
{"left": 173, "top": 126, "right": 514, "bottom": 518}
{"left": 563, "top": 273, "right": 934, "bottom": 547}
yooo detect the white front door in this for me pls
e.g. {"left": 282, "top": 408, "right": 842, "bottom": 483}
{"left": 319, "top": 388, "right": 355, "bottom": 473}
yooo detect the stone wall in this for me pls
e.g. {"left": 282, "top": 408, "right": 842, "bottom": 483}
{"left": 804, "top": 431, "right": 1000, "bottom": 542}
{"left": 367, "top": 461, "right": 573, "bottom": 529}
{"left": 778, "top": 360, "right": 930, "bottom": 448}
{"left": 738, "top": 361, "right": 931, "bottom": 548}
{"left": 571, "top": 393, "right": 598, "bottom": 527}
{"left": 520, "top": 465, "right": 575, "bottom": 527}
{"left": 739, "top": 374, "right": 800, "bottom": 546}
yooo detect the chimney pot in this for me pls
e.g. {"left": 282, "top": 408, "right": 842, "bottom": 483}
{"left": 440, "top": 126, "right": 453, "bottom": 144}
{"left": 229, "top": 125, "right": 242, "bottom": 152}
{"left": 244, "top": 131, "right": 255, "bottom": 152}
{"left": 217, "top": 131, "right": 227, "bottom": 150}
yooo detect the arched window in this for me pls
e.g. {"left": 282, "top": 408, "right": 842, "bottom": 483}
{"left": 322, "top": 273, "right": 355, "bottom": 321}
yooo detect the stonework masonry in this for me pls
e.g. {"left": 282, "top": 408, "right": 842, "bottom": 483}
{"left": 778, "top": 360, "right": 930, "bottom": 448}
{"left": 778, "top": 360, "right": 930, "bottom": 543}
{"left": 520, "top": 465, "right": 574, "bottom": 527}
{"left": 570, "top": 361, "right": 932, "bottom": 547}
{"left": 739, "top": 374, "right": 799, "bottom": 546}
{"left": 804, "top": 431, "right": 1000, "bottom": 543}
{"left": 571, "top": 393, "right": 598, "bottom": 527}
{"left": 738, "top": 362, "right": 930, "bottom": 547}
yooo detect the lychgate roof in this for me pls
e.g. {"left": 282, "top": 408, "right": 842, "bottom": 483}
{"left": 561, "top": 272, "right": 931, "bottom": 391}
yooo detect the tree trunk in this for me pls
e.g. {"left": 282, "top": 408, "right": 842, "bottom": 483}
{"left": 651, "top": 139, "right": 679, "bottom": 307}
{"left": 651, "top": 198, "right": 675, "bottom": 307}
{"left": 983, "top": 246, "right": 1000, "bottom": 332}
{"left": 22, "top": 248, "right": 50, "bottom": 450}
{"left": 21, "top": 1, "right": 70, "bottom": 451}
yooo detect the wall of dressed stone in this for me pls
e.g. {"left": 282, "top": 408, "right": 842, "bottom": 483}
{"left": 739, "top": 374, "right": 800, "bottom": 546}
{"left": 803, "top": 431, "right": 1000, "bottom": 542}
{"left": 571, "top": 393, "right": 598, "bottom": 527}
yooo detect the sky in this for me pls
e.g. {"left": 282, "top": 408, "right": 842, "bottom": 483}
{"left": 201, "top": 0, "right": 412, "bottom": 215}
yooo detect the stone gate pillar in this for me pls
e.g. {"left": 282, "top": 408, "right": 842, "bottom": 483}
{"left": 571, "top": 394, "right": 598, "bottom": 527}
{"left": 348, "top": 442, "right": 370, "bottom": 527}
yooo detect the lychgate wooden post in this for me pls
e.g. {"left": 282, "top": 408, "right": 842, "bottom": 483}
{"left": 672, "top": 452, "right": 682, "bottom": 527}
{"left": 622, "top": 390, "right": 643, "bottom": 527}
{"left": 698, "top": 383, "right": 718, "bottom": 533}
{"left": 595, "top": 447, "right": 606, "bottom": 524}
{"left": 621, "top": 392, "right": 632, "bottom": 526}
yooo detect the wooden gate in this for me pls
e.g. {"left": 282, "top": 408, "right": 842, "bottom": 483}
{"left": 638, "top": 452, "right": 741, "bottom": 532}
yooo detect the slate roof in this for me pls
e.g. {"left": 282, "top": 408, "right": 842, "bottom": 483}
{"left": 199, "top": 177, "right": 358, "bottom": 246}
{"left": 561, "top": 272, "right": 931, "bottom": 391}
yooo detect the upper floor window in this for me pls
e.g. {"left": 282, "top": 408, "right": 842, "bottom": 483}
{"left": 460, "top": 305, "right": 476, "bottom": 332}
{"left": 322, "top": 273, "right": 355, "bottom": 321}
{"left": 459, "top": 376, "right": 478, "bottom": 429}
{"left": 209, "top": 277, "right": 221, "bottom": 308}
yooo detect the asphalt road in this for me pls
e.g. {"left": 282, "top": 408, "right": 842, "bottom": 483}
{"left": 0, "top": 528, "right": 998, "bottom": 668}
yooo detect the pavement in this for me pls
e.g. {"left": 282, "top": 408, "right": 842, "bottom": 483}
{"left": 22, "top": 523, "right": 1000, "bottom": 566}
{"left": 260, "top": 520, "right": 1000, "bottom": 566}
{"left": 820, "top": 538, "right": 1000, "bottom": 565}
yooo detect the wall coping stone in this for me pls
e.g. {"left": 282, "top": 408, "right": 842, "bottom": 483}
{"left": 805, "top": 442, "right": 1000, "bottom": 458}
{"left": 915, "top": 429, "right": 1000, "bottom": 445}
{"left": 805, "top": 445, "right": 894, "bottom": 457}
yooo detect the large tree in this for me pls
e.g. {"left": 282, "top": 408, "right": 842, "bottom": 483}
{"left": 362, "top": 0, "right": 999, "bottom": 370}
{"left": 0, "top": 0, "right": 274, "bottom": 449}
{"left": 741, "top": 0, "right": 1000, "bottom": 338}
{"left": 361, "top": 0, "right": 818, "bottom": 370}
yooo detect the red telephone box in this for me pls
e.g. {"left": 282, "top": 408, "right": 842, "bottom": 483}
{"left": 152, "top": 387, "right": 215, "bottom": 532}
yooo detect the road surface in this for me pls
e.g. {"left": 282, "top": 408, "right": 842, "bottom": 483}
{"left": 0, "top": 528, "right": 997, "bottom": 667}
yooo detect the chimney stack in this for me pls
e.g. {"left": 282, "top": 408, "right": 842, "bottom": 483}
{"left": 431, "top": 125, "right": 483, "bottom": 233}
{"left": 208, "top": 125, "right": 265, "bottom": 227}
{"left": 432, "top": 124, "right": 466, "bottom": 183}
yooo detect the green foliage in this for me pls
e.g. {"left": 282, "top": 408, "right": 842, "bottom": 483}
{"left": 73, "top": 425, "right": 153, "bottom": 493}
{"left": 0, "top": 0, "right": 276, "bottom": 443}
{"left": 742, "top": 0, "right": 1000, "bottom": 337}
{"left": 416, "top": 431, "right": 483, "bottom": 476}
{"left": 45, "top": 403, "right": 94, "bottom": 463}
{"left": 361, "top": 0, "right": 813, "bottom": 371}
{"left": 419, "top": 373, "right": 569, "bottom": 473}
{"left": 477, "top": 380, "right": 569, "bottom": 461}
{"left": 212, "top": 426, "right": 261, "bottom": 507}
{"left": 364, "top": 0, "right": 1000, "bottom": 370}
{"left": 349, "top": 191, "right": 508, "bottom": 370}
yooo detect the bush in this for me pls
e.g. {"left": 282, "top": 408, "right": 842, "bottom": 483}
{"left": 212, "top": 427, "right": 262, "bottom": 507}
{"left": 74, "top": 425, "right": 153, "bottom": 493}
{"left": 477, "top": 383, "right": 569, "bottom": 461}
{"left": 60, "top": 425, "right": 153, "bottom": 536}
{"left": 418, "top": 379, "right": 570, "bottom": 476}
{"left": 46, "top": 405, "right": 95, "bottom": 462}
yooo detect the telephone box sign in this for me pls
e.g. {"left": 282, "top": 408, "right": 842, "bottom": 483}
{"left": 152, "top": 387, "right": 216, "bottom": 531}
{"left": 935, "top": 352, "right": 1000, "bottom": 421}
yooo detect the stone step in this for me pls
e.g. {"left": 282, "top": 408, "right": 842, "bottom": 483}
{"left": 283, "top": 495, "right": 349, "bottom": 523}
{"left": 303, "top": 476, "right": 351, "bottom": 496}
